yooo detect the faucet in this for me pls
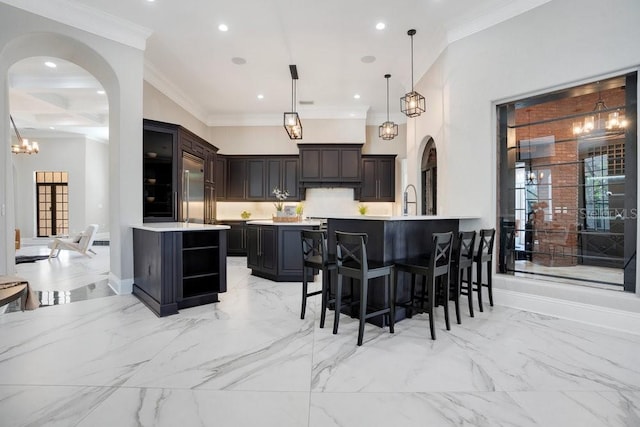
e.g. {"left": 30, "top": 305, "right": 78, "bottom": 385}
{"left": 403, "top": 184, "right": 418, "bottom": 216}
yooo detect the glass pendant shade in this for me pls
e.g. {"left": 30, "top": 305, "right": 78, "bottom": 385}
{"left": 379, "top": 121, "right": 398, "bottom": 140}
{"left": 401, "top": 29, "right": 426, "bottom": 118}
{"left": 284, "top": 112, "right": 302, "bottom": 139}
{"left": 379, "top": 73, "right": 398, "bottom": 140}
{"left": 400, "top": 91, "right": 426, "bottom": 118}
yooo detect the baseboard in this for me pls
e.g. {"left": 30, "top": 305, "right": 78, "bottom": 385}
{"left": 108, "top": 273, "right": 133, "bottom": 295}
{"left": 493, "top": 287, "right": 640, "bottom": 336}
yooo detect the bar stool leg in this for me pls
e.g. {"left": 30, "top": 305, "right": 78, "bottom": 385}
{"left": 465, "top": 266, "right": 474, "bottom": 317}
{"left": 357, "top": 275, "right": 368, "bottom": 346}
{"left": 389, "top": 270, "right": 395, "bottom": 334}
{"left": 428, "top": 277, "right": 436, "bottom": 340}
{"left": 442, "top": 276, "right": 451, "bottom": 331}
{"left": 319, "top": 268, "right": 328, "bottom": 328}
{"left": 301, "top": 266, "right": 309, "bottom": 319}
{"left": 333, "top": 273, "right": 343, "bottom": 335}
{"left": 487, "top": 260, "right": 494, "bottom": 306}
{"left": 476, "top": 260, "right": 484, "bottom": 312}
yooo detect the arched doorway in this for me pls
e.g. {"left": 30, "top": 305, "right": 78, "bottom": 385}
{"left": 9, "top": 56, "right": 109, "bottom": 242}
{"left": 421, "top": 138, "right": 437, "bottom": 215}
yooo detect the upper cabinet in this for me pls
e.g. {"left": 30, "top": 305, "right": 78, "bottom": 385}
{"left": 143, "top": 119, "right": 219, "bottom": 223}
{"left": 299, "top": 144, "right": 362, "bottom": 183}
{"left": 224, "top": 155, "right": 299, "bottom": 202}
{"left": 359, "top": 155, "right": 396, "bottom": 202}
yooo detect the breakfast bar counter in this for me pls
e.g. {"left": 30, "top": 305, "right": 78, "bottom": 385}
{"left": 327, "top": 215, "right": 472, "bottom": 325}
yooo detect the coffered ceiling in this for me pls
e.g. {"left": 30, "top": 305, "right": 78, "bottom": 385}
{"left": 4, "top": 0, "right": 552, "bottom": 143}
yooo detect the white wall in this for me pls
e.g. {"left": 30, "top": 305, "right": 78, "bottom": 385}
{"left": 0, "top": 3, "right": 145, "bottom": 292}
{"left": 84, "top": 139, "right": 109, "bottom": 234}
{"left": 13, "top": 137, "right": 86, "bottom": 238}
{"left": 409, "top": 0, "right": 640, "bottom": 308}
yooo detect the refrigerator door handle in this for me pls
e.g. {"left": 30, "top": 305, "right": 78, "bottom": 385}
{"left": 184, "top": 170, "right": 190, "bottom": 223}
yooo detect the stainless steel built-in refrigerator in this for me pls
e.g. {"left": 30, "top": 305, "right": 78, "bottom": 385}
{"left": 182, "top": 152, "right": 205, "bottom": 223}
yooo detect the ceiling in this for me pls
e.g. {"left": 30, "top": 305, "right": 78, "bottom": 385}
{"left": 6, "top": 0, "right": 551, "bottom": 143}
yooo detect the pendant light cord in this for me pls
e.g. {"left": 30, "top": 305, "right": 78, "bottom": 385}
{"left": 10, "top": 115, "right": 23, "bottom": 142}
{"left": 410, "top": 33, "right": 414, "bottom": 91}
{"left": 386, "top": 76, "right": 390, "bottom": 120}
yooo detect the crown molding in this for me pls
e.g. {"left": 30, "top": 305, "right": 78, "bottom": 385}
{"left": 0, "top": 0, "right": 152, "bottom": 50}
{"left": 207, "top": 105, "right": 372, "bottom": 127}
{"left": 446, "top": 0, "right": 552, "bottom": 44}
{"left": 144, "top": 60, "right": 209, "bottom": 124}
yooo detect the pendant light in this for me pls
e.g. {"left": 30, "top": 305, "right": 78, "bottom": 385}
{"left": 572, "top": 93, "right": 627, "bottom": 136}
{"left": 283, "top": 64, "right": 302, "bottom": 140}
{"left": 379, "top": 74, "right": 398, "bottom": 140}
{"left": 400, "top": 29, "right": 425, "bottom": 118}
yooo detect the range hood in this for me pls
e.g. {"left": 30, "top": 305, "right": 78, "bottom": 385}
{"left": 298, "top": 143, "right": 363, "bottom": 199}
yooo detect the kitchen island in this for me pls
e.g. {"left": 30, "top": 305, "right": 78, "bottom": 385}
{"left": 245, "top": 219, "right": 321, "bottom": 282}
{"left": 132, "top": 222, "right": 230, "bottom": 316}
{"left": 327, "top": 215, "right": 475, "bottom": 325}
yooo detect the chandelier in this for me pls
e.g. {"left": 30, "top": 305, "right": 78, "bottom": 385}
{"left": 379, "top": 74, "right": 398, "bottom": 140}
{"left": 400, "top": 29, "right": 425, "bottom": 118}
{"left": 572, "top": 95, "right": 627, "bottom": 136}
{"left": 10, "top": 115, "right": 39, "bottom": 154}
{"left": 283, "top": 64, "right": 302, "bottom": 140}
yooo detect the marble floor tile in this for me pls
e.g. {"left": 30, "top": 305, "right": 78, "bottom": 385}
{"left": 1, "top": 250, "right": 639, "bottom": 426}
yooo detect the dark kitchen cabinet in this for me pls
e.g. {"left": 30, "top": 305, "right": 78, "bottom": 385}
{"left": 143, "top": 121, "right": 178, "bottom": 222}
{"left": 299, "top": 144, "right": 362, "bottom": 183}
{"left": 133, "top": 227, "right": 228, "bottom": 317}
{"left": 215, "top": 156, "right": 227, "bottom": 200}
{"left": 143, "top": 119, "right": 219, "bottom": 223}
{"left": 224, "top": 155, "right": 299, "bottom": 202}
{"left": 226, "top": 220, "right": 247, "bottom": 256}
{"left": 246, "top": 224, "right": 277, "bottom": 276}
{"left": 360, "top": 155, "right": 396, "bottom": 202}
{"left": 246, "top": 222, "right": 316, "bottom": 282}
{"left": 225, "top": 157, "right": 265, "bottom": 200}
{"left": 266, "top": 156, "right": 299, "bottom": 200}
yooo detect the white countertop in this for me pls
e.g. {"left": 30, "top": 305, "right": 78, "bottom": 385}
{"left": 246, "top": 220, "right": 322, "bottom": 226}
{"left": 326, "top": 215, "right": 480, "bottom": 221}
{"left": 133, "top": 222, "right": 231, "bottom": 232}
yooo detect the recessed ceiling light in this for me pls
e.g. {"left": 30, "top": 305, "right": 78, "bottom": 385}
{"left": 231, "top": 57, "right": 246, "bottom": 65}
{"left": 360, "top": 56, "right": 376, "bottom": 64}
{"left": 376, "top": 22, "right": 385, "bottom": 30}
{"left": 97, "top": 90, "right": 105, "bottom": 95}
{"left": 146, "top": 0, "right": 155, "bottom": 2}
{"left": 218, "top": 24, "right": 228, "bottom": 32}
{"left": 257, "top": 94, "right": 264, "bottom": 99}
{"left": 354, "top": 94, "right": 361, "bottom": 99}
{"left": 44, "top": 61, "right": 57, "bottom": 68}
{"left": 49, "top": 126, "right": 55, "bottom": 130}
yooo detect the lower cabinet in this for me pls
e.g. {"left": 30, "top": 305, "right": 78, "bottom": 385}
{"left": 226, "top": 221, "right": 247, "bottom": 256}
{"left": 133, "top": 227, "right": 228, "bottom": 316}
{"left": 246, "top": 223, "right": 315, "bottom": 281}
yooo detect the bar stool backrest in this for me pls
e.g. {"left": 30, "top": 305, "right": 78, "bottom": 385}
{"left": 301, "top": 229, "right": 329, "bottom": 267}
{"left": 456, "top": 230, "right": 477, "bottom": 269}
{"left": 476, "top": 228, "right": 496, "bottom": 263}
{"left": 335, "top": 231, "right": 368, "bottom": 271}
{"left": 431, "top": 232, "right": 454, "bottom": 278}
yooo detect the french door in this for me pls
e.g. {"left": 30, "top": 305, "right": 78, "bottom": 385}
{"left": 36, "top": 171, "right": 69, "bottom": 237}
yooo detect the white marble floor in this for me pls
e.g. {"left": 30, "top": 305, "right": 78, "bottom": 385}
{"left": 1, "top": 253, "right": 639, "bottom": 426}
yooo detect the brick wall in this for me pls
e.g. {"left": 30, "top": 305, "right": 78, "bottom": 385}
{"left": 515, "top": 87, "right": 626, "bottom": 266}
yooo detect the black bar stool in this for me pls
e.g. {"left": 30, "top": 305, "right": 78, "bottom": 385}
{"left": 451, "top": 230, "right": 476, "bottom": 322}
{"left": 474, "top": 228, "right": 496, "bottom": 312}
{"left": 394, "top": 231, "right": 453, "bottom": 340}
{"left": 301, "top": 229, "right": 336, "bottom": 328}
{"left": 334, "top": 231, "right": 395, "bottom": 346}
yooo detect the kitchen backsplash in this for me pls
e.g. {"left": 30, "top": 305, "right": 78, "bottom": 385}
{"left": 216, "top": 188, "right": 394, "bottom": 220}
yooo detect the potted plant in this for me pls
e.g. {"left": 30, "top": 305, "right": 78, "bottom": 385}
{"left": 295, "top": 202, "right": 304, "bottom": 220}
{"left": 272, "top": 187, "right": 290, "bottom": 216}
{"left": 358, "top": 204, "right": 368, "bottom": 215}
